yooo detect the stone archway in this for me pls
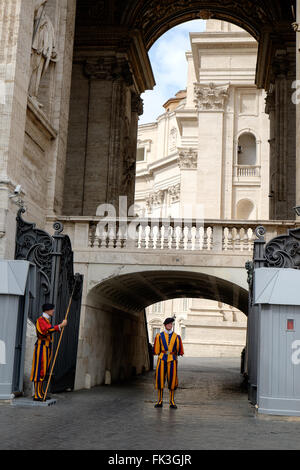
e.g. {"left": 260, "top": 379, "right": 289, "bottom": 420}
{"left": 74, "top": 269, "right": 248, "bottom": 390}
{"left": 62, "top": 0, "right": 297, "bottom": 221}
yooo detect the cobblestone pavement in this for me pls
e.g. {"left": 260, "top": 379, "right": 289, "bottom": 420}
{"left": 1, "top": 357, "right": 300, "bottom": 450}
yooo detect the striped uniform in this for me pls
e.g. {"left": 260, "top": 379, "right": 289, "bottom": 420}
{"left": 153, "top": 331, "right": 184, "bottom": 391}
{"left": 30, "top": 315, "right": 60, "bottom": 399}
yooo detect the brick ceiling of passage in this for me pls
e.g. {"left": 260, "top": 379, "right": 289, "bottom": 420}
{"left": 90, "top": 270, "right": 249, "bottom": 315}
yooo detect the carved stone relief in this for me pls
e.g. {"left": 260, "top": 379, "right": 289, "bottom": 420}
{"left": 194, "top": 82, "right": 229, "bottom": 111}
{"left": 169, "top": 127, "right": 178, "bottom": 153}
{"left": 178, "top": 148, "right": 198, "bottom": 169}
{"left": 28, "top": 0, "right": 58, "bottom": 106}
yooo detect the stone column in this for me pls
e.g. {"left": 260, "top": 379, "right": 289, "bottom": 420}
{"left": 63, "top": 55, "right": 145, "bottom": 216}
{"left": 266, "top": 51, "right": 296, "bottom": 220}
{"left": 265, "top": 86, "right": 276, "bottom": 219}
{"left": 127, "top": 92, "right": 144, "bottom": 211}
{"left": 194, "top": 83, "right": 229, "bottom": 219}
{"left": 295, "top": 1, "right": 300, "bottom": 216}
{"left": 177, "top": 148, "right": 198, "bottom": 219}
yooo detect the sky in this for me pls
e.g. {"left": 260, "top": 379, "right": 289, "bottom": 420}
{"left": 139, "top": 19, "right": 206, "bottom": 125}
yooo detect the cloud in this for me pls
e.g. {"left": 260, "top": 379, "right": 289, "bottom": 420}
{"left": 139, "top": 20, "right": 206, "bottom": 125}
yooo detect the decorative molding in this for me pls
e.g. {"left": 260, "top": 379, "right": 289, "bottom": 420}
{"left": 264, "top": 227, "right": 300, "bottom": 269}
{"left": 198, "top": 10, "right": 213, "bottom": 20}
{"left": 27, "top": 96, "right": 58, "bottom": 141}
{"left": 168, "top": 183, "right": 181, "bottom": 203}
{"left": 146, "top": 190, "right": 165, "bottom": 209}
{"left": 194, "top": 82, "right": 229, "bottom": 111}
{"left": 169, "top": 127, "right": 178, "bottom": 153}
{"left": 126, "top": 0, "right": 280, "bottom": 48}
{"left": 265, "top": 88, "right": 275, "bottom": 115}
{"left": 292, "top": 22, "right": 300, "bottom": 33}
{"left": 84, "top": 57, "right": 133, "bottom": 86}
{"left": 177, "top": 148, "right": 197, "bottom": 169}
{"left": 131, "top": 92, "right": 144, "bottom": 115}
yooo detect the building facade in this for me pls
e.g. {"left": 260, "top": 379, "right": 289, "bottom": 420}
{"left": 136, "top": 20, "right": 270, "bottom": 357}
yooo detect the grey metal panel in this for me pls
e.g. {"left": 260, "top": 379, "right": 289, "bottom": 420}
{"left": 0, "top": 260, "right": 30, "bottom": 295}
{"left": 258, "top": 303, "right": 300, "bottom": 416}
{"left": 14, "top": 263, "right": 36, "bottom": 393}
{"left": 0, "top": 260, "right": 33, "bottom": 399}
{"left": 254, "top": 268, "right": 300, "bottom": 306}
{"left": 247, "top": 303, "right": 259, "bottom": 404}
{"left": 0, "top": 295, "right": 19, "bottom": 399}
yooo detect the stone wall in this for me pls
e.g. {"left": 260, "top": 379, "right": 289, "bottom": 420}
{"left": 74, "top": 286, "right": 150, "bottom": 390}
{"left": 0, "top": 0, "right": 76, "bottom": 259}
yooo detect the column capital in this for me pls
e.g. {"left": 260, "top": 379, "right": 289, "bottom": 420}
{"left": 194, "top": 82, "right": 229, "bottom": 111}
{"left": 177, "top": 148, "right": 198, "bottom": 169}
{"left": 84, "top": 56, "right": 133, "bottom": 85}
{"left": 271, "top": 49, "right": 295, "bottom": 79}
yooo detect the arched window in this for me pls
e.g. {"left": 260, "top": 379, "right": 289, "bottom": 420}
{"left": 236, "top": 199, "right": 255, "bottom": 220}
{"left": 237, "top": 132, "right": 256, "bottom": 166}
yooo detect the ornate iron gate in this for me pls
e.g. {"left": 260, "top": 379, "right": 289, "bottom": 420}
{"left": 15, "top": 208, "right": 83, "bottom": 392}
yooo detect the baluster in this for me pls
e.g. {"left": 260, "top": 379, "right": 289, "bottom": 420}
{"left": 145, "top": 224, "right": 151, "bottom": 249}
{"left": 234, "top": 227, "right": 241, "bottom": 251}
{"left": 227, "top": 227, "right": 233, "bottom": 251}
{"left": 100, "top": 224, "right": 107, "bottom": 249}
{"left": 168, "top": 226, "right": 174, "bottom": 250}
{"left": 182, "top": 226, "right": 188, "bottom": 250}
{"left": 138, "top": 224, "right": 144, "bottom": 249}
{"left": 206, "top": 226, "right": 213, "bottom": 251}
{"left": 199, "top": 226, "right": 204, "bottom": 250}
{"left": 231, "top": 227, "right": 237, "bottom": 251}
{"left": 194, "top": 225, "right": 201, "bottom": 252}
{"left": 191, "top": 226, "right": 196, "bottom": 250}
{"left": 152, "top": 224, "right": 158, "bottom": 250}
{"left": 247, "top": 228, "right": 254, "bottom": 251}
{"left": 240, "top": 228, "right": 246, "bottom": 252}
{"left": 203, "top": 226, "right": 208, "bottom": 250}
{"left": 117, "top": 224, "right": 126, "bottom": 249}
{"left": 175, "top": 225, "right": 181, "bottom": 250}
{"left": 110, "top": 224, "right": 117, "bottom": 248}
{"left": 89, "top": 222, "right": 97, "bottom": 248}
{"left": 160, "top": 224, "right": 165, "bottom": 250}
{"left": 223, "top": 227, "right": 228, "bottom": 251}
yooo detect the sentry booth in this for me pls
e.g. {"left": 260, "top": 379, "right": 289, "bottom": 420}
{"left": 0, "top": 260, "right": 36, "bottom": 400}
{"left": 254, "top": 267, "right": 300, "bottom": 416}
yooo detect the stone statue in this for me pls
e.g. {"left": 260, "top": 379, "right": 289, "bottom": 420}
{"left": 28, "top": 0, "right": 58, "bottom": 106}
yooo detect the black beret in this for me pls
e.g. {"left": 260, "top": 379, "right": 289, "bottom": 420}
{"left": 42, "top": 303, "right": 55, "bottom": 312}
{"left": 163, "top": 317, "right": 175, "bottom": 325}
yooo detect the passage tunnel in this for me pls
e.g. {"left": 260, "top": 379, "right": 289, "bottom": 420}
{"left": 74, "top": 269, "right": 248, "bottom": 390}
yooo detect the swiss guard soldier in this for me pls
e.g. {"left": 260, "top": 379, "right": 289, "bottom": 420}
{"left": 153, "top": 317, "right": 184, "bottom": 409}
{"left": 30, "top": 303, "right": 67, "bottom": 401}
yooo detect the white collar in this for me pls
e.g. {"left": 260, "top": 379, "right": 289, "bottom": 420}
{"left": 164, "top": 328, "right": 173, "bottom": 335}
{"left": 42, "top": 312, "right": 50, "bottom": 320}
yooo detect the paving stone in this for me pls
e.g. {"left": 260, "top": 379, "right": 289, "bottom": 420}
{"left": 1, "top": 358, "right": 300, "bottom": 450}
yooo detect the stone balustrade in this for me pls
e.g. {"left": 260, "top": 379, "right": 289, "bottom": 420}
{"left": 46, "top": 217, "right": 300, "bottom": 253}
{"left": 233, "top": 165, "right": 261, "bottom": 178}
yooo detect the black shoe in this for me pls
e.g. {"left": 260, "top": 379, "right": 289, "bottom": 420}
{"left": 170, "top": 404, "right": 177, "bottom": 409}
{"left": 154, "top": 402, "right": 163, "bottom": 408}
{"left": 33, "top": 398, "right": 43, "bottom": 402}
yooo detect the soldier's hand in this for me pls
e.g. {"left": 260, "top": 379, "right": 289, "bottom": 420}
{"left": 60, "top": 319, "right": 68, "bottom": 328}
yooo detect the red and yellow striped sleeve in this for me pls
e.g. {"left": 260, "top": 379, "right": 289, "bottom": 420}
{"left": 153, "top": 333, "right": 161, "bottom": 356}
{"left": 36, "top": 317, "right": 60, "bottom": 336}
{"left": 177, "top": 335, "right": 184, "bottom": 356}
